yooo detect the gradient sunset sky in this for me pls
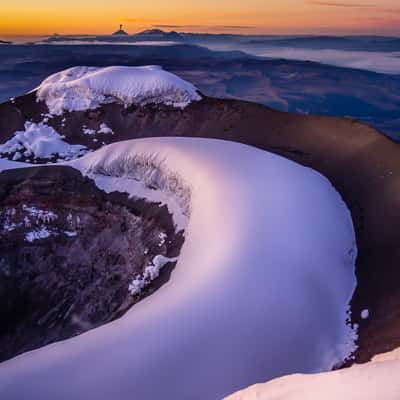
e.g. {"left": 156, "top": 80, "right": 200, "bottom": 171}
{"left": 1, "top": 0, "right": 400, "bottom": 36}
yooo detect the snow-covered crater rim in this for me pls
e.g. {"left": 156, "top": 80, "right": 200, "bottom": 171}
{"left": 0, "top": 138, "right": 358, "bottom": 400}
{"left": 76, "top": 151, "right": 192, "bottom": 231}
{"left": 35, "top": 65, "right": 202, "bottom": 115}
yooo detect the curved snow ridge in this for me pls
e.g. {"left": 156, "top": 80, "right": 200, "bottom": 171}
{"left": 79, "top": 149, "right": 192, "bottom": 231}
{"left": 0, "top": 138, "right": 357, "bottom": 400}
{"left": 36, "top": 65, "right": 202, "bottom": 115}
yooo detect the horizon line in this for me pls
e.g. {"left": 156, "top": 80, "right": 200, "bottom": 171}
{"left": 2, "top": 31, "right": 400, "bottom": 38}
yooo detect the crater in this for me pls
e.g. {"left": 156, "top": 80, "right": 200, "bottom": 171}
{"left": 0, "top": 165, "right": 183, "bottom": 362}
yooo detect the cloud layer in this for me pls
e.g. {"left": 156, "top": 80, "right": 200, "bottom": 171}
{"left": 203, "top": 42, "right": 400, "bottom": 74}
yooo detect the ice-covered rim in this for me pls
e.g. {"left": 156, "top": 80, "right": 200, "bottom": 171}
{"left": 80, "top": 150, "right": 192, "bottom": 231}
{"left": 35, "top": 65, "right": 202, "bottom": 115}
{"left": 0, "top": 137, "right": 357, "bottom": 399}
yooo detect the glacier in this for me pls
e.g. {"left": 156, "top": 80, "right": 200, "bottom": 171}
{"left": 0, "top": 137, "right": 357, "bottom": 399}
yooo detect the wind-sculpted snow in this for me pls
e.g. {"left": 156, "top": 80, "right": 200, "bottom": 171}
{"left": 0, "top": 138, "right": 357, "bottom": 399}
{"left": 36, "top": 65, "right": 202, "bottom": 115}
{"left": 86, "top": 151, "right": 192, "bottom": 227}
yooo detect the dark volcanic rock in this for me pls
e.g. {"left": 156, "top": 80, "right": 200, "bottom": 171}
{"left": 0, "top": 165, "right": 183, "bottom": 362}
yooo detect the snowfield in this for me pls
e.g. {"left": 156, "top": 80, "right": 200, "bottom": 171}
{"left": 226, "top": 347, "right": 400, "bottom": 400}
{"left": 0, "top": 138, "right": 357, "bottom": 399}
{"left": 36, "top": 65, "right": 202, "bottom": 115}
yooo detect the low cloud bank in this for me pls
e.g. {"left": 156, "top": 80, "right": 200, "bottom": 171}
{"left": 203, "top": 42, "right": 400, "bottom": 74}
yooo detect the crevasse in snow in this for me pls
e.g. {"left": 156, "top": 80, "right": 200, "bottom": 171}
{"left": 0, "top": 138, "right": 357, "bottom": 399}
{"left": 36, "top": 65, "right": 202, "bottom": 115}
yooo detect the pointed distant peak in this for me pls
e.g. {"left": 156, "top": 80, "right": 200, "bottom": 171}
{"left": 112, "top": 24, "right": 128, "bottom": 36}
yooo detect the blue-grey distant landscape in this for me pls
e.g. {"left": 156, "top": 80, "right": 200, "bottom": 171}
{"left": 1, "top": 31, "right": 399, "bottom": 140}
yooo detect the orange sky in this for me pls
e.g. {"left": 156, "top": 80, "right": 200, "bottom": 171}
{"left": 1, "top": 0, "right": 400, "bottom": 36}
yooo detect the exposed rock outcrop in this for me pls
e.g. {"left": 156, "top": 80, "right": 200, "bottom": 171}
{"left": 0, "top": 165, "right": 183, "bottom": 362}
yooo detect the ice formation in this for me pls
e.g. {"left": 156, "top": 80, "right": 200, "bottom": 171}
{"left": 0, "top": 138, "right": 357, "bottom": 399}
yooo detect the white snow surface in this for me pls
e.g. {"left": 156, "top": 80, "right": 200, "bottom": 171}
{"left": 98, "top": 123, "right": 114, "bottom": 135}
{"left": 226, "top": 349, "right": 400, "bottom": 400}
{"left": 0, "top": 138, "right": 357, "bottom": 399}
{"left": 0, "top": 122, "right": 87, "bottom": 160}
{"left": 361, "top": 309, "right": 369, "bottom": 320}
{"left": 36, "top": 65, "right": 202, "bottom": 115}
{"left": 0, "top": 158, "right": 28, "bottom": 172}
{"left": 25, "top": 228, "right": 52, "bottom": 242}
{"left": 372, "top": 347, "right": 400, "bottom": 363}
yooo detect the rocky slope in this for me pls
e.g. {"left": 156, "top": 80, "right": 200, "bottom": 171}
{"left": 0, "top": 165, "right": 183, "bottom": 362}
{"left": 1, "top": 89, "right": 400, "bottom": 364}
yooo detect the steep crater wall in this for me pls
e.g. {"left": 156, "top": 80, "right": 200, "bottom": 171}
{"left": 0, "top": 166, "right": 183, "bottom": 362}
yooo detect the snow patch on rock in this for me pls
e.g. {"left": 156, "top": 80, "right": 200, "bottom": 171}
{"left": 25, "top": 227, "right": 52, "bottom": 242}
{"left": 0, "top": 208, "right": 19, "bottom": 233}
{"left": 361, "top": 309, "right": 369, "bottom": 320}
{"left": 128, "top": 255, "right": 177, "bottom": 296}
{"left": 158, "top": 232, "right": 167, "bottom": 246}
{"left": 36, "top": 66, "right": 202, "bottom": 115}
{"left": 64, "top": 230, "right": 78, "bottom": 237}
{"left": 22, "top": 205, "right": 57, "bottom": 223}
{"left": 0, "top": 122, "right": 87, "bottom": 161}
{"left": 82, "top": 127, "right": 96, "bottom": 136}
{"left": 98, "top": 123, "right": 114, "bottom": 135}
{"left": 0, "top": 203, "right": 81, "bottom": 242}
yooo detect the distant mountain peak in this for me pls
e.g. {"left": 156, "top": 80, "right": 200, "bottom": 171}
{"left": 136, "top": 29, "right": 182, "bottom": 39}
{"left": 137, "top": 29, "right": 165, "bottom": 36}
{"left": 112, "top": 24, "right": 128, "bottom": 36}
